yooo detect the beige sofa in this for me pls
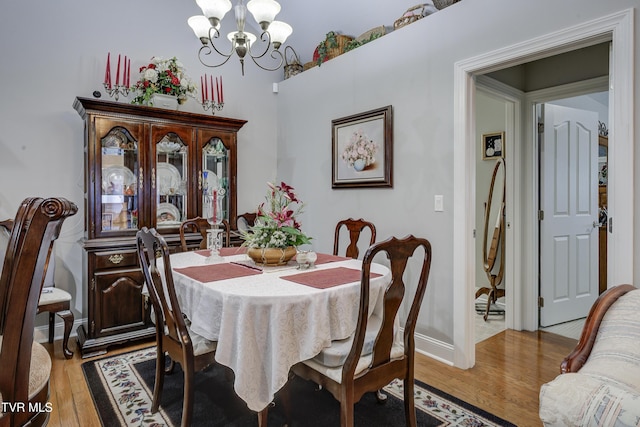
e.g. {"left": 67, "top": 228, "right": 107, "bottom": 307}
{"left": 539, "top": 285, "right": 640, "bottom": 426}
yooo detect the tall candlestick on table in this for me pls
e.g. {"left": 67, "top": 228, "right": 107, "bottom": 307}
{"left": 220, "top": 76, "right": 223, "bottom": 103}
{"left": 210, "top": 75, "right": 214, "bottom": 102}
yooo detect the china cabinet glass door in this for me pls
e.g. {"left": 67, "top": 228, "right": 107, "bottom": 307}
{"left": 100, "top": 127, "right": 139, "bottom": 233}
{"left": 156, "top": 133, "right": 188, "bottom": 230}
{"left": 202, "top": 137, "right": 229, "bottom": 221}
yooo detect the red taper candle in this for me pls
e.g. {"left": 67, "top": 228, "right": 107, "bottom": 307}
{"left": 220, "top": 75, "right": 223, "bottom": 103}
{"left": 126, "top": 57, "right": 131, "bottom": 86}
{"left": 115, "top": 54, "right": 121, "bottom": 86}
{"left": 201, "top": 76, "right": 205, "bottom": 103}
{"left": 123, "top": 56, "right": 128, "bottom": 87}
{"left": 105, "top": 53, "right": 110, "bottom": 85}
{"left": 204, "top": 74, "right": 208, "bottom": 101}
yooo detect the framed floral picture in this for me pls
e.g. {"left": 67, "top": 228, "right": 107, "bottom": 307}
{"left": 482, "top": 131, "right": 505, "bottom": 160}
{"left": 332, "top": 105, "right": 393, "bottom": 188}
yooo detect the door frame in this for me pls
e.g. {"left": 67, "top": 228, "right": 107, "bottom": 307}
{"left": 453, "top": 9, "right": 634, "bottom": 368}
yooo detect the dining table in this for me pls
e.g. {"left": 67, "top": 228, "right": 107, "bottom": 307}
{"left": 159, "top": 247, "right": 392, "bottom": 413}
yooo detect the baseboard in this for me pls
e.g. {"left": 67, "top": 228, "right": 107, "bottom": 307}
{"left": 414, "top": 330, "right": 455, "bottom": 366}
{"left": 34, "top": 318, "right": 82, "bottom": 344}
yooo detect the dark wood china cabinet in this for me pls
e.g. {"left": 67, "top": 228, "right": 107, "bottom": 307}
{"left": 74, "top": 97, "right": 246, "bottom": 356}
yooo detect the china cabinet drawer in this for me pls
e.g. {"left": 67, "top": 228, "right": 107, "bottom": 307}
{"left": 94, "top": 249, "right": 139, "bottom": 270}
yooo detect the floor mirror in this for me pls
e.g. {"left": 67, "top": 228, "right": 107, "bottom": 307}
{"left": 476, "top": 158, "right": 506, "bottom": 321}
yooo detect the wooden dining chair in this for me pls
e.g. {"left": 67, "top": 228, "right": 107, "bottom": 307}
{"left": 136, "top": 227, "right": 218, "bottom": 427}
{"left": 290, "top": 235, "right": 432, "bottom": 427}
{"left": 179, "top": 217, "right": 230, "bottom": 252}
{"left": 237, "top": 212, "right": 257, "bottom": 231}
{"left": 0, "top": 219, "right": 75, "bottom": 359}
{"left": 0, "top": 197, "right": 77, "bottom": 427}
{"left": 333, "top": 218, "right": 377, "bottom": 259}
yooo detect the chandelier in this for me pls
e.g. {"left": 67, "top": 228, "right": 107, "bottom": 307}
{"left": 188, "top": 0, "right": 296, "bottom": 75}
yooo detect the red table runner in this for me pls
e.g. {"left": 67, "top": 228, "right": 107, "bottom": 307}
{"left": 281, "top": 267, "right": 381, "bottom": 289}
{"left": 313, "top": 253, "right": 351, "bottom": 265}
{"left": 175, "top": 262, "right": 261, "bottom": 283}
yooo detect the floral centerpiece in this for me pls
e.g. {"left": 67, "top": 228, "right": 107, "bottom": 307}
{"left": 130, "top": 56, "right": 197, "bottom": 105}
{"left": 242, "top": 182, "right": 311, "bottom": 265}
{"left": 341, "top": 129, "right": 379, "bottom": 171}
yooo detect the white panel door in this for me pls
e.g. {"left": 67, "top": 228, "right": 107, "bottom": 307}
{"left": 539, "top": 104, "right": 599, "bottom": 327}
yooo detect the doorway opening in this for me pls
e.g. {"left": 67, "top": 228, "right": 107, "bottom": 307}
{"left": 454, "top": 9, "right": 633, "bottom": 369}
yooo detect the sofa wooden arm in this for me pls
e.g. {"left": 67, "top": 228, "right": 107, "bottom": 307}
{"left": 560, "top": 284, "right": 636, "bottom": 374}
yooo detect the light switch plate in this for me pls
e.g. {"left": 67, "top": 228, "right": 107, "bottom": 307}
{"left": 434, "top": 195, "right": 444, "bottom": 212}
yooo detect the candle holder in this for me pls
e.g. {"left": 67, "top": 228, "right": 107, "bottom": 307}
{"left": 202, "top": 99, "right": 224, "bottom": 115}
{"left": 103, "top": 83, "right": 130, "bottom": 102}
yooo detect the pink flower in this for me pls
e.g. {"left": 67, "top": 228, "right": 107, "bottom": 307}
{"left": 279, "top": 182, "right": 294, "bottom": 193}
{"left": 269, "top": 206, "right": 294, "bottom": 227}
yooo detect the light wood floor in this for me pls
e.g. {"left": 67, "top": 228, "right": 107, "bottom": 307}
{"left": 43, "top": 329, "right": 576, "bottom": 427}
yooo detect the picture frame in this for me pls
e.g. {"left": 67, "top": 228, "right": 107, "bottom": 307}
{"left": 482, "top": 131, "right": 505, "bottom": 160}
{"left": 332, "top": 105, "right": 393, "bottom": 188}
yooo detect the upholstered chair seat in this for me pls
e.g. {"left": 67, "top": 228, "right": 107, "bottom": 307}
{"left": 0, "top": 337, "right": 51, "bottom": 413}
{"left": 38, "top": 287, "right": 72, "bottom": 307}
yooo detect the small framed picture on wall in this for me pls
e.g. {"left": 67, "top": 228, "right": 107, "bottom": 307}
{"left": 482, "top": 132, "right": 505, "bottom": 160}
{"left": 332, "top": 105, "right": 393, "bottom": 188}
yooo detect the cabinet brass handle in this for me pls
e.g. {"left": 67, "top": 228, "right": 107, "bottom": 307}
{"left": 109, "top": 254, "right": 124, "bottom": 264}
{"left": 139, "top": 167, "right": 144, "bottom": 191}
{"left": 198, "top": 174, "right": 202, "bottom": 191}
{"left": 152, "top": 167, "right": 156, "bottom": 189}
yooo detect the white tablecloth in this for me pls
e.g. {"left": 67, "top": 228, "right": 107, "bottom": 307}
{"left": 162, "top": 251, "right": 391, "bottom": 412}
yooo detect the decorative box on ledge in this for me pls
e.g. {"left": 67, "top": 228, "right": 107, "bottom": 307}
{"left": 150, "top": 93, "right": 179, "bottom": 110}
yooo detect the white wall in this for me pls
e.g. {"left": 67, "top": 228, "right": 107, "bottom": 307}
{"left": 275, "top": 0, "right": 640, "bottom": 359}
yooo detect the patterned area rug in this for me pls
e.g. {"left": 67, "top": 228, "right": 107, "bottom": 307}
{"left": 82, "top": 347, "right": 515, "bottom": 426}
